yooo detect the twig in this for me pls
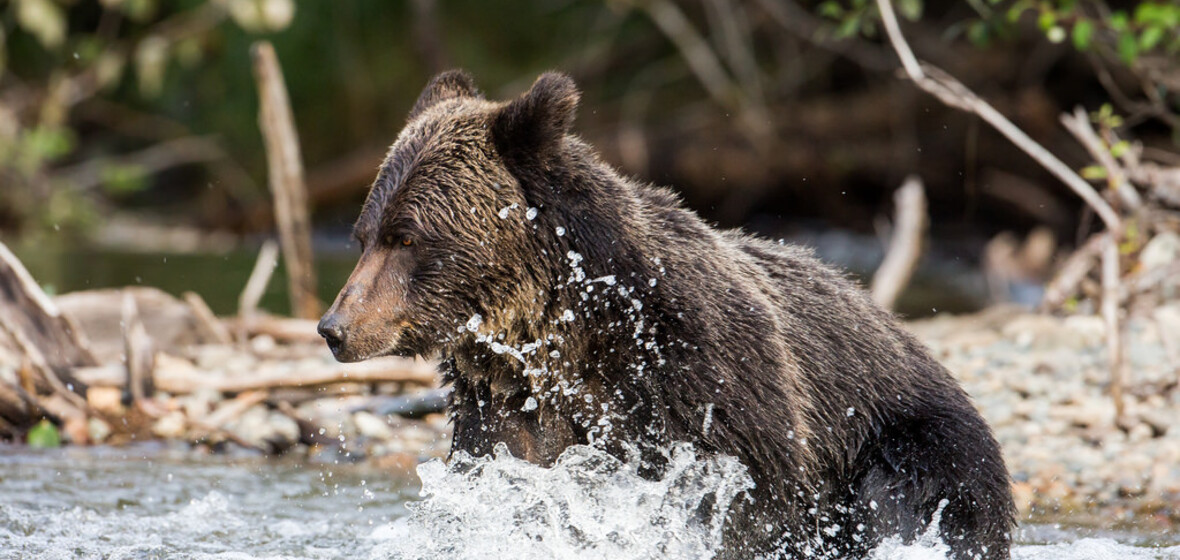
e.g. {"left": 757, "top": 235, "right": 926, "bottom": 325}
{"left": 121, "top": 291, "right": 157, "bottom": 414}
{"left": 1059, "top": 107, "right": 1142, "bottom": 212}
{"left": 873, "top": 0, "right": 1126, "bottom": 419}
{"left": 636, "top": 0, "right": 773, "bottom": 145}
{"left": 702, "top": 0, "right": 762, "bottom": 102}
{"left": 53, "top": 136, "right": 226, "bottom": 192}
{"left": 875, "top": 0, "right": 923, "bottom": 79}
{"left": 251, "top": 41, "right": 320, "bottom": 320}
{"left": 182, "top": 291, "right": 233, "bottom": 345}
{"left": 871, "top": 176, "right": 927, "bottom": 310}
{"left": 1041, "top": 232, "right": 1106, "bottom": 311}
{"left": 0, "top": 321, "right": 91, "bottom": 413}
{"left": 1101, "top": 239, "right": 1123, "bottom": 419}
{"left": 238, "top": 240, "right": 280, "bottom": 342}
{"left": 752, "top": 0, "right": 893, "bottom": 71}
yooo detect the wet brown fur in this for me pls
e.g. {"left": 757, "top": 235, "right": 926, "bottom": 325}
{"left": 321, "top": 70, "right": 1015, "bottom": 559}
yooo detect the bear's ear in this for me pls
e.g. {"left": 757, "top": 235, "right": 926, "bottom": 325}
{"left": 409, "top": 70, "right": 479, "bottom": 119}
{"left": 491, "top": 72, "right": 580, "bottom": 165}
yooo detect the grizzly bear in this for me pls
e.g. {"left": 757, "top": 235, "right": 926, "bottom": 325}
{"left": 318, "top": 70, "right": 1014, "bottom": 559}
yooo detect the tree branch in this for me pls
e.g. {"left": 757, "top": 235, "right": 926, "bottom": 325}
{"left": 873, "top": 0, "right": 1126, "bottom": 419}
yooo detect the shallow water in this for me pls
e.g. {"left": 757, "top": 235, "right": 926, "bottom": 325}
{"left": 2, "top": 445, "right": 1178, "bottom": 560}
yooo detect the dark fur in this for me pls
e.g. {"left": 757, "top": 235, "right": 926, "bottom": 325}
{"left": 320, "top": 70, "right": 1015, "bottom": 559}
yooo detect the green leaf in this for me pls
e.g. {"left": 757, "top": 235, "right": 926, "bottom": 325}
{"left": 1110, "top": 10, "right": 1129, "bottom": 31}
{"left": 1007, "top": 0, "right": 1034, "bottom": 23}
{"left": 1134, "top": 2, "right": 1161, "bottom": 25}
{"left": 818, "top": 1, "right": 844, "bottom": 19}
{"left": 24, "top": 126, "right": 76, "bottom": 162}
{"left": 100, "top": 163, "right": 148, "bottom": 195}
{"left": 897, "top": 0, "right": 923, "bottom": 21}
{"left": 1037, "top": 10, "right": 1057, "bottom": 32}
{"left": 1139, "top": 25, "right": 1164, "bottom": 51}
{"left": 967, "top": 21, "right": 991, "bottom": 47}
{"left": 834, "top": 16, "right": 862, "bottom": 40}
{"left": 1081, "top": 165, "right": 1108, "bottom": 180}
{"left": 28, "top": 419, "right": 61, "bottom": 448}
{"left": 1110, "top": 140, "right": 1130, "bottom": 158}
{"left": 1072, "top": 19, "right": 1094, "bottom": 51}
{"left": 1118, "top": 32, "right": 1139, "bottom": 64}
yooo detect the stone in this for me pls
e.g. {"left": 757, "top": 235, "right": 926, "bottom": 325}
{"left": 354, "top": 411, "right": 397, "bottom": 440}
{"left": 88, "top": 417, "right": 112, "bottom": 443}
{"left": 1139, "top": 231, "right": 1180, "bottom": 271}
{"left": 87, "top": 386, "right": 124, "bottom": 415}
{"left": 1062, "top": 315, "right": 1106, "bottom": 350}
{"left": 1001, "top": 314, "right": 1069, "bottom": 349}
{"left": 152, "top": 410, "right": 187, "bottom": 439}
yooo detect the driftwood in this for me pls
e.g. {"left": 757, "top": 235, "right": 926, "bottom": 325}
{"left": 228, "top": 315, "right": 321, "bottom": 345}
{"left": 251, "top": 41, "right": 320, "bottom": 320}
{"left": 57, "top": 287, "right": 204, "bottom": 363}
{"left": 0, "top": 242, "right": 96, "bottom": 387}
{"left": 186, "top": 390, "right": 269, "bottom": 452}
{"left": 72, "top": 354, "right": 438, "bottom": 394}
{"left": 871, "top": 176, "right": 927, "bottom": 311}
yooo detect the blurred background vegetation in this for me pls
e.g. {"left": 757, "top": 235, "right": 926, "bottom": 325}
{"left": 1, "top": 0, "right": 1178, "bottom": 315}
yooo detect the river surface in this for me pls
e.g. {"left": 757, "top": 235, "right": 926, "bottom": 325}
{"left": 1, "top": 445, "right": 1178, "bottom": 560}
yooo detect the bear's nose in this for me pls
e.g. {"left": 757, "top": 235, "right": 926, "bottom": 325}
{"left": 317, "top": 315, "right": 347, "bottom": 351}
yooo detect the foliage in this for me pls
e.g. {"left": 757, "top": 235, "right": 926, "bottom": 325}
{"left": 816, "top": 0, "right": 924, "bottom": 39}
{"left": 27, "top": 418, "right": 60, "bottom": 448}
{"left": 0, "top": 0, "right": 295, "bottom": 233}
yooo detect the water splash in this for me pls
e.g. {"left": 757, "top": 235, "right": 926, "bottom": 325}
{"left": 867, "top": 499, "right": 951, "bottom": 560}
{"left": 369, "top": 442, "right": 754, "bottom": 560}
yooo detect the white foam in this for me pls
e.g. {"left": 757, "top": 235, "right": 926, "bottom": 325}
{"left": 370, "top": 442, "right": 753, "bottom": 560}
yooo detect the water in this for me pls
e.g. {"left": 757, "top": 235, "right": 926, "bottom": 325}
{"left": 2, "top": 445, "right": 1178, "bottom": 560}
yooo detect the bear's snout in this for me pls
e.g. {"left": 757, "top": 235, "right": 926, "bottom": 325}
{"left": 317, "top": 313, "right": 348, "bottom": 357}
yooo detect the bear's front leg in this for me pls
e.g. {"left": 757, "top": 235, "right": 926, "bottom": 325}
{"left": 448, "top": 374, "right": 577, "bottom": 465}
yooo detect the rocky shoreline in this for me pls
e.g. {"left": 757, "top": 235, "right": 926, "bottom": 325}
{"left": 910, "top": 304, "right": 1180, "bottom": 529}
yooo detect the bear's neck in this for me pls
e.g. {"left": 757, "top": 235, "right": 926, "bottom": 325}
{"left": 457, "top": 144, "right": 682, "bottom": 392}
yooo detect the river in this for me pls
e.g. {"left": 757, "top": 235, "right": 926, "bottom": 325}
{"left": 2, "top": 445, "right": 1178, "bottom": 559}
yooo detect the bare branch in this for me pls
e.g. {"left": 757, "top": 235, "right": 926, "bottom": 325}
{"left": 872, "top": 176, "right": 927, "bottom": 310}
{"left": 252, "top": 41, "right": 320, "bottom": 320}
{"left": 53, "top": 136, "right": 226, "bottom": 192}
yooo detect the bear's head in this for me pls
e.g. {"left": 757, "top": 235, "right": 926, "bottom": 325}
{"left": 318, "top": 70, "right": 581, "bottom": 362}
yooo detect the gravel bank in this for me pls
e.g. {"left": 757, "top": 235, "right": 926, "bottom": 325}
{"left": 909, "top": 304, "right": 1180, "bottom": 529}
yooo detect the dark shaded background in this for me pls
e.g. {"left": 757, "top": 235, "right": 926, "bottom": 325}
{"left": 2, "top": 0, "right": 1176, "bottom": 315}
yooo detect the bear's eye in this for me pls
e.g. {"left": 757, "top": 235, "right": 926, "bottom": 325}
{"left": 401, "top": 236, "right": 414, "bottom": 247}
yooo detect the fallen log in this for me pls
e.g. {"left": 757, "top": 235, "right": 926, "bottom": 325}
{"left": 73, "top": 354, "right": 439, "bottom": 393}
